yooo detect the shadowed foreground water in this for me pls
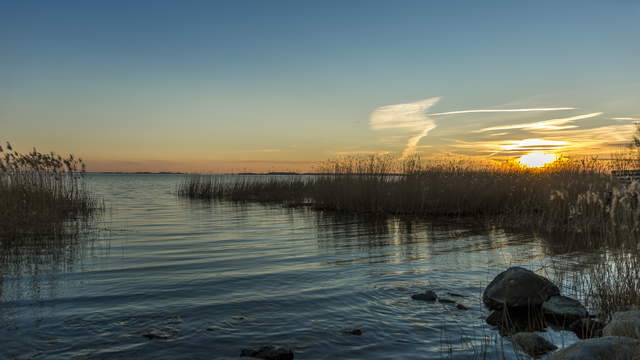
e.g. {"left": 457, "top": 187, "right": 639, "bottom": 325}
{"left": 1, "top": 174, "right": 585, "bottom": 359}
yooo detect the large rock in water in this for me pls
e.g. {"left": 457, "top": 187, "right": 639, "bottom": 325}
{"left": 542, "top": 295, "right": 588, "bottom": 325}
{"left": 549, "top": 336, "right": 640, "bottom": 360}
{"left": 483, "top": 267, "right": 560, "bottom": 310}
{"left": 603, "top": 311, "right": 640, "bottom": 340}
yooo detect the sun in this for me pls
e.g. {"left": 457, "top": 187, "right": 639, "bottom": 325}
{"left": 518, "top": 152, "right": 557, "bottom": 168}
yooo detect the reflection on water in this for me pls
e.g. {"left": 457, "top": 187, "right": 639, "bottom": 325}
{"left": 0, "top": 174, "right": 597, "bottom": 359}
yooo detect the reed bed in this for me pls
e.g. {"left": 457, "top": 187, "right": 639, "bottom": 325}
{"left": 178, "top": 155, "right": 636, "bottom": 244}
{"left": 0, "top": 143, "right": 99, "bottom": 250}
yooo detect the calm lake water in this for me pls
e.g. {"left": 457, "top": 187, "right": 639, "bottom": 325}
{"left": 1, "top": 174, "right": 587, "bottom": 359}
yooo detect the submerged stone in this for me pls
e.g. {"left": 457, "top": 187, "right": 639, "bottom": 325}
{"left": 411, "top": 290, "right": 437, "bottom": 302}
{"left": 511, "top": 332, "right": 557, "bottom": 357}
{"left": 141, "top": 327, "right": 179, "bottom": 340}
{"left": 438, "top": 298, "right": 456, "bottom": 304}
{"left": 483, "top": 267, "right": 560, "bottom": 310}
{"left": 342, "top": 328, "right": 363, "bottom": 335}
{"left": 240, "top": 345, "right": 294, "bottom": 360}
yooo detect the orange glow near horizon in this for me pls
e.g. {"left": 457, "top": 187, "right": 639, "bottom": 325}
{"left": 518, "top": 152, "right": 558, "bottom": 168}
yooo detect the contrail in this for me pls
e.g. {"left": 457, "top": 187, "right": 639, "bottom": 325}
{"left": 370, "top": 97, "right": 440, "bottom": 158}
{"left": 612, "top": 117, "right": 640, "bottom": 121}
{"left": 475, "top": 112, "right": 602, "bottom": 133}
{"left": 429, "top": 107, "right": 575, "bottom": 116}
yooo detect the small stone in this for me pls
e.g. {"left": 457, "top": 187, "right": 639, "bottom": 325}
{"left": 447, "top": 292, "right": 466, "bottom": 298}
{"left": 438, "top": 298, "right": 456, "bottom": 304}
{"left": 240, "top": 345, "right": 294, "bottom": 360}
{"left": 511, "top": 332, "right": 557, "bottom": 357}
{"left": 342, "top": 328, "right": 363, "bottom": 335}
{"left": 456, "top": 303, "right": 469, "bottom": 310}
{"left": 142, "top": 327, "right": 179, "bottom": 340}
{"left": 411, "top": 290, "right": 437, "bottom": 302}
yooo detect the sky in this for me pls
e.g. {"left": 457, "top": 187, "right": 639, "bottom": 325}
{"left": 1, "top": 0, "right": 639, "bottom": 172}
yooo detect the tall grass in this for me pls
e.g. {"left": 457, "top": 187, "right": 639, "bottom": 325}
{"left": 178, "top": 155, "right": 636, "bottom": 244}
{"left": 0, "top": 143, "right": 99, "bottom": 247}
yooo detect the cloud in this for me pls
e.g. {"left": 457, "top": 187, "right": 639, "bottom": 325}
{"left": 475, "top": 112, "right": 602, "bottom": 133}
{"left": 370, "top": 97, "right": 440, "bottom": 158}
{"left": 612, "top": 117, "right": 640, "bottom": 121}
{"left": 429, "top": 107, "right": 575, "bottom": 116}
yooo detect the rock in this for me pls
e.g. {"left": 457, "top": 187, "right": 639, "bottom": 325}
{"left": 240, "top": 345, "right": 294, "bottom": 360}
{"left": 141, "top": 327, "right": 179, "bottom": 340}
{"left": 549, "top": 336, "right": 640, "bottom": 360}
{"left": 603, "top": 319, "right": 640, "bottom": 340}
{"left": 483, "top": 267, "right": 560, "bottom": 310}
{"left": 438, "top": 298, "right": 456, "bottom": 304}
{"left": 447, "top": 292, "right": 466, "bottom": 298}
{"left": 456, "top": 303, "right": 468, "bottom": 310}
{"left": 486, "top": 310, "right": 503, "bottom": 326}
{"left": 542, "top": 295, "right": 588, "bottom": 325}
{"left": 568, "top": 318, "right": 605, "bottom": 339}
{"left": 602, "top": 311, "right": 640, "bottom": 339}
{"left": 342, "top": 328, "right": 363, "bottom": 335}
{"left": 612, "top": 310, "right": 640, "bottom": 321}
{"left": 485, "top": 308, "right": 546, "bottom": 336}
{"left": 511, "top": 332, "right": 557, "bottom": 357}
{"left": 411, "top": 290, "right": 437, "bottom": 302}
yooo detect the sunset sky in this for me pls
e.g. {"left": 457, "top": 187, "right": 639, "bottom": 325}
{"left": 2, "top": 0, "right": 639, "bottom": 172}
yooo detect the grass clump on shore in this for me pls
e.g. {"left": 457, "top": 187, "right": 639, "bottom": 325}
{"left": 0, "top": 142, "right": 99, "bottom": 246}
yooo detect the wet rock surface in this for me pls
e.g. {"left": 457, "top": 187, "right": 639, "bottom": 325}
{"left": 549, "top": 336, "right": 640, "bottom": 360}
{"left": 511, "top": 332, "right": 557, "bottom": 357}
{"left": 483, "top": 267, "right": 560, "bottom": 310}
{"left": 240, "top": 345, "right": 294, "bottom": 360}
{"left": 542, "top": 295, "right": 588, "bottom": 325}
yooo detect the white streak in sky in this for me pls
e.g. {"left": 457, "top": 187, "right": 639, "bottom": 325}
{"left": 612, "top": 117, "right": 640, "bottom": 121}
{"left": 429, "top": 107, "right": 575, "bottom": 116}
{"left": 370, "top": 97, "right": 440, "bottom": 158}
{"left": 475, "top": 112, "right": 602, "bottom": 133}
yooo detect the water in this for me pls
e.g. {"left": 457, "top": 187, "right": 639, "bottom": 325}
{"left": 1, "top": 174, "right": 583, "bottom": 359}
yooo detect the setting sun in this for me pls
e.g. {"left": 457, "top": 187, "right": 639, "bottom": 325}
{"left": 518, "top": 152, "right": 557, "bottom": 168}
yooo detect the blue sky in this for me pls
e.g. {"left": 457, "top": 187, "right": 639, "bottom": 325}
{"left": 1, "top": 0, "right": 639, "bottom": 171}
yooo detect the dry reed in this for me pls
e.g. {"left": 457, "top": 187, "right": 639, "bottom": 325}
{"left": 0, "top": 143, "right": 100, "bottom": 248}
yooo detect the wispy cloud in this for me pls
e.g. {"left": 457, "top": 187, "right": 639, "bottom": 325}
{"left": 370, "top": 97, "right": 440, "bottom": 158}
{"left": 612, "top": 117, "right": 640, "bottom": 121}
{"left": 429, "top": 107, "right": 575, "bottom": 116}
{"left": 475, "top": 112, "right": 602, "bottom": 133}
